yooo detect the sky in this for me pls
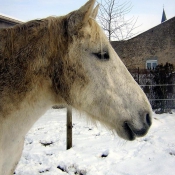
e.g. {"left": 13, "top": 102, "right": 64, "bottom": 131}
{"left": 0, "top": 0, "right": 175, "bottom": 36}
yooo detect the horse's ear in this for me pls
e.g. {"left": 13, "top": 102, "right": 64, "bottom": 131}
{"left": 91, "top": 4, "right": 99, "bottom": 19}
{"left": 67, "top": 0, "right": 96, "bottom": 34}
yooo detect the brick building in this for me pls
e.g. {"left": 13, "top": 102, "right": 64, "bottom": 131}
{"left": 111, "top": 16, "right": 175, "bottom": 69}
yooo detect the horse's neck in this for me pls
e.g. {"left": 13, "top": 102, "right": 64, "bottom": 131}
{"left": 1, "top": 17, "right": 67, "bottom": 136}
{"left": 0, "top": 17, "right": 68, "bottom": 174}
{"left": 0, "top": 82, "right": 54, "bottom": 175}
{"left": 2, "top": 82, "right": 53, "bottom": 140}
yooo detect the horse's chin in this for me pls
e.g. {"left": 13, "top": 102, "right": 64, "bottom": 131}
{"left": 122, "top": 122, "right": 136, "bottom": 141}
{"left": 117, "top": 128, "right": 136, "bottom": 141}
{"left": 118, "top": 121, "right": 150, "bottom": 141}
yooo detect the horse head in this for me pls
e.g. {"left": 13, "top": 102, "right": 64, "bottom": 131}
{"left": 52, "top": 0, "right": 152, "bottom": 141}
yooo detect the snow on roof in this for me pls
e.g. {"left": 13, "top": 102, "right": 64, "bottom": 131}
{"left": 0, "top": 13, "right": 23, "bottom": 24}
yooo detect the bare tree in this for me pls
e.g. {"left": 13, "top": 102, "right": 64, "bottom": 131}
{"left": 97, "top": 0, "right": 139, "bottom": 41}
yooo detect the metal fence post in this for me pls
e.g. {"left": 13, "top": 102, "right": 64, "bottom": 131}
{"left": 138, "top": 67, "right": 140, "bottom": 84}
{"left": 67, "top": 107, "right": 72, "bottom": 150}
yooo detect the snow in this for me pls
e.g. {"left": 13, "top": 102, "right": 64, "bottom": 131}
{"left": 14, "top": 109, "right": 175, "bottom": 175}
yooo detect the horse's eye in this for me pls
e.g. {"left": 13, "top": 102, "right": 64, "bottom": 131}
{"left": 93, "top": 51, "right": 109, "bottom": 61}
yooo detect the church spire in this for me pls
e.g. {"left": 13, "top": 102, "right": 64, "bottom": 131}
{"left": 161, "top": 7, "right": 167, "bottom": 23}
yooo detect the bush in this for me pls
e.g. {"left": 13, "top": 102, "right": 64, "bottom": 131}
{"left": 151, "top": 63, "right": 174, "bottom": 112}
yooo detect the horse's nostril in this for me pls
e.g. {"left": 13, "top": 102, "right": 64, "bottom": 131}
{"left": 146, "top": 113, "right": 151, "bottom": 127}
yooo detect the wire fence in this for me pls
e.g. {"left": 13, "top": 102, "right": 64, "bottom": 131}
{"left": 129, "top": 68, "right": 175, "bottom": 110}
{"left": 141, "top": 84, "right": 175, "bottom": 110}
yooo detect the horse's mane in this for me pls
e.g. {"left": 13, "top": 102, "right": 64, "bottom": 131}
{"left": 0, "top": 13, "right": 101, "bottom": 97}
{"left": 0, "top": 16, "right": 68, "bottom": 97}
{"left": 0, "top": 16, "right": 67, "bottom": 58}
{"left": 0, "top": 16, "right": 63, "bottom": 36}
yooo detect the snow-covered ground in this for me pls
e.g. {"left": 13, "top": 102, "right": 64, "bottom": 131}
{"left": 15, "top": 109, "right": 175, "bottom": 175}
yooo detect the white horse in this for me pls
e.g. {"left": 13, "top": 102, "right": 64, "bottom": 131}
{"left": 0, "top": 0, "right": 152, "bottom": 174}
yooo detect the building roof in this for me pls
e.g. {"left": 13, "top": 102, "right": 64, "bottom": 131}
{"left": 0, "top": 14, "right": 22, "bottom": 25}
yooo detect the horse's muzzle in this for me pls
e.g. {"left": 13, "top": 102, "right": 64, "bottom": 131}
{"left": 123, "top": 113, "right": 152, "bottom": 141}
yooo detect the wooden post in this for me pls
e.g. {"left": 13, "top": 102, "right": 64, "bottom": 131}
{"left": 66, "top": 107, "right": 72, "bottom": 150}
